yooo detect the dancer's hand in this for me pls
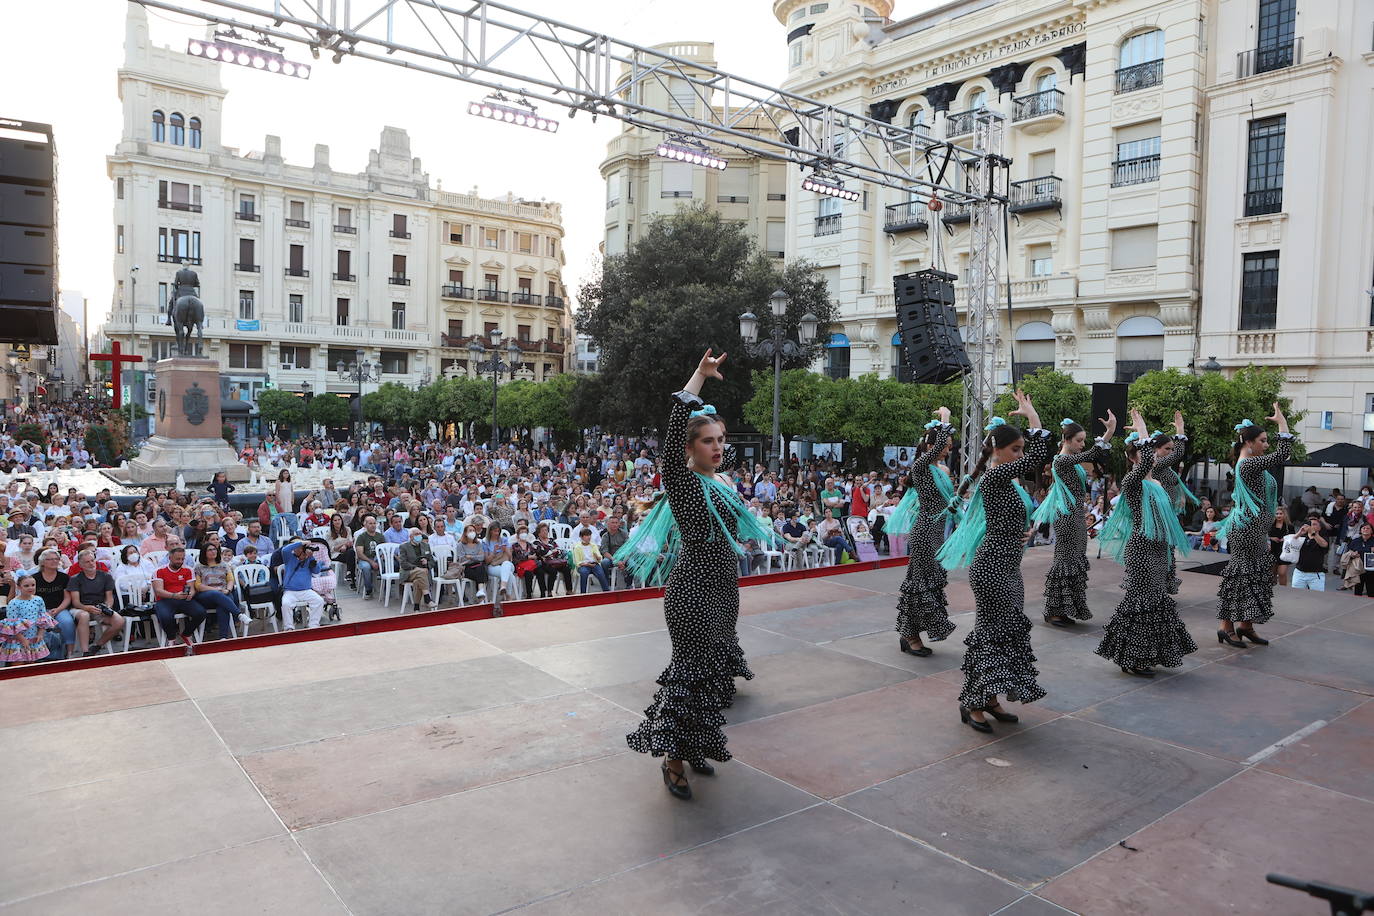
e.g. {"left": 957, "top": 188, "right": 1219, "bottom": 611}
{"left": 1022, "top": 526, "right": 1035, "bottom": 546}
{"left": 1266, "top": 402, "right": 1289, "bottom": 434}
{"left": 1130, "top": 408, "right": 1149, "bottom": 437}
{"left": 1173, "top": 410, "right": 1185, "bottom": 436}
{"left": 695, "top": 349, "right": 726, "bottom": 381}
{"left": 1099, "top": 409, "right": 1117, "bottom": 440}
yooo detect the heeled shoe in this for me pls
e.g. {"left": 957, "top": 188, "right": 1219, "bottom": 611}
{"left": 690, "top": 761, "right": 716, "bottom": 776}
{"left": 900, "top": 637, "right": 933, "bottom": 657}
{"left": 1216, "top": 629, "right": 1247, "bottom": 648}
{"left": 959, "top": 706, "right": 993, "bottom": 733}
{"left": 1120, "top": 665, "right": 1156, "bottom": 678}
{"left": 983, "top": 704, "right": 1019, "bottom": 723}
{"left": 1044, "top": 615, "right": 1073, "bottom": 628}
{"left": 1236, "top": 627, "right": 1269, "bottom": 646}
{"left": 661, "top": 762, "right": 692, "bottom": 800}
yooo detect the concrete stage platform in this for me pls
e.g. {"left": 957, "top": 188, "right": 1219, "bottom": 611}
{"left": 3, "top": 551, "right": 1372, "bottom": 915}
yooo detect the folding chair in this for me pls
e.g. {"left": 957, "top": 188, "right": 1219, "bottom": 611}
{"left": 233, "top": 563, "right": 279, "bottom": 635}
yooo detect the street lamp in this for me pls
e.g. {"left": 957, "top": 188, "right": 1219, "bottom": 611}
{"left": 1201, "top": 355, "right": 1222, "bottom": 373}
{"left": 336, "top": 349, "right": 381, "bottom": 437}
{"left": 740, "top": 289, "right": 818, "bottom": 472}
{"left": 469, "top": 327, "right": 525, "bottom": 447}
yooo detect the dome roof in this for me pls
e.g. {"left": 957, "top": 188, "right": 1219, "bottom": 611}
{"left": 773, "top": 0, "right": 894, "bottom": 26}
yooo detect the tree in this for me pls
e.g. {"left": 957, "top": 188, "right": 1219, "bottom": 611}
{"left": 810, "top": 374, "right": 933, "bottom": 471}
{"left": 526, "top": 372, "right": 582, "bottom": 448}
{"left": 15, "top": 422, "right": 46, "bottom": 447}
{"left": 306, "top": 393, "right": 351, "bottom": 431}
{"left": 576, "top": 204, "right": 838, "bottom": 431}
{"left": 361, "top": 382, "right": 417, "bottom": 432}
{"left": 1129, "top": 365, "right": 1305, "bottom": 463}
{"left": 84, "top": 425, "right": 118, "bottom": 466}
{"left": 566, "top": 372, "right": 609, "bottom": 435}
{"left": 495, "top": 379, "right": 537, "bottom": 440}
{"left": 992, "top": 368, "right": 1093, "bottom": 433}
{"left": 256, "top": 389, "right": 306, "bottom": 434}
{"left": 742, "top": 369, "right": 823, "bottom": 451}
{"left": 442, "top": 377, "right": 492, "bottom": 439}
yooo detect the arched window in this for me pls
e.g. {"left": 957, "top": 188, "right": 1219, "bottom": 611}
{"left": 169, "top": 112, "right": 185, "bottom": 145}
{"left": 188, "top": 116, "right": 202, "bottom": 149}
{"left": 1119, "top": 30, "right": 1164, "bottom": 68}
{"left": 825, "top": 332, "right": 851, "bottom": 379}
{"left": 1036, "top": 70, "right": 1057, "bottom": 93}
{"left": 906, "top": 107, "right": 928, "bottom": 135}
{"left": 1115, "top": 315, "right": 1165, "bottom": 382}
{"left": 151, "top": 109, "right": 165, "bottom": 142}
{"left": 968, "top": 88, "right": 987, "bottom": 110}
{"left": 890, "top": 330, "right": 905, "bottom": 377}
{"left": 1013, "top": 321, "right": 1056, "bottom": 380}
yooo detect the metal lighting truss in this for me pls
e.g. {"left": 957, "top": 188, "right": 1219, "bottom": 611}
{"left": 135, "top": 0, "right": 1010, "bottom": 469}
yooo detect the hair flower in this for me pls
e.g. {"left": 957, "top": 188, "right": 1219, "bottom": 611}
{"left": 923, "top": 420, "right": 942, "bottom": 429}
{"left": 983, "top": 416, "right": 1007, "bottom": 433}
{"left": 1234, "top": 419, "right": 1255, "bottom": 432}
{"left": 689, "top": 405, "right": 717, "bottom": 419}
{"left": 1059, "top": 418, "right": 1075, "bottom": 427}
{"left": 1124, "top": 431, "right": 1141, "bottom": 444}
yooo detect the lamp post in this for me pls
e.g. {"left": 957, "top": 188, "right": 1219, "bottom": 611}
{"left": 336, "top": 349, "right": 380, "bottom": 438}
{"left": 740, "top": 289, "right": 818, "bottom": 472}
{"left": 468, "top": 327, "right": 525, "bottom": 448}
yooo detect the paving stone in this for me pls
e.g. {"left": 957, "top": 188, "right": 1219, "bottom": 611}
{"left": 0, "top": 661, "right": 186, "bottom": 728}
{"left": 1259, "top": 699, "right": 1374, "bottom": 801}
{"left": 1217, "top": 626, "right": 1374, "bottom": 695}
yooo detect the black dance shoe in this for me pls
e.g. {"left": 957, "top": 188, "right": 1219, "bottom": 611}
{"left": 690, "top": 761, "right": 716, "bottom": 776}
{"left": 1236, "top": 627, "right": 1269, "bottom": 646}
{"left": 661, "top": 762, "right": 692, "bottom": 800}
{"left": 1120, "top": 665, "right": 1156, "bottom": 678}
{"left": 900, "top": 637, "right": 933, "bottom": 657}
{"left": 1044, "top": 615, "right": 1074, "bottom": 628}
{"left": 1216, "top": 630, "right": 1247, "bottom": 648}
{"left": 983, "top": 704, "right": 1019, "bottom": 723}
{"left": 959, "top": 706, "right": 993, "bottom": 733}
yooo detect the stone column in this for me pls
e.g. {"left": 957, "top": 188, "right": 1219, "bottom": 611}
{"left": 126, "top": 357, "right": 249, "bottom": 485}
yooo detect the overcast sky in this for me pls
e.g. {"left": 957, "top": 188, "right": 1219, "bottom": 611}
{"left": 3, "top": 1, "right": 935, "bottom": 339}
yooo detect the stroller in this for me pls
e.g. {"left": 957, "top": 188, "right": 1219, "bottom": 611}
{"left": 308, "top": 537, "right": 343, "bottom": 622}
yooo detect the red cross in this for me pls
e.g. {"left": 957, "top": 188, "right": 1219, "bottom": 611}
{"left": 89, "top": 340, "right": 144, "bottom": 409}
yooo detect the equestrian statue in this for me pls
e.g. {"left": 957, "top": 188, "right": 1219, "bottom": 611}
{"left": 169, "top": 262, "right": 206, "bottom": 357}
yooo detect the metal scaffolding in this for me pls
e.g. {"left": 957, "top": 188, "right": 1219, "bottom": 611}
{"left": 962, "top": 110, "right": 1010, "bottom": 468}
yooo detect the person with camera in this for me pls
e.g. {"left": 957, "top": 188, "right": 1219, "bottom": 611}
{"left": 1287, "top": 513, "right": 1330, "bottom": 591}
{"left": 66, "top": 548, "right": 124, "bottom": 656}
{"left": 280, "top": 539, "right": 327, "bottom": 628}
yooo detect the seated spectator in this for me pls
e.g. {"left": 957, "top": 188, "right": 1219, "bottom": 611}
{"left": 573, "top": 527, "right": 609, "bottom": 593}
{"left": 193, "top": 543, "right": 248, "bottom": 639}
{"left": 600, "top": 515, "right": 630, "bottom": 589}
{"left": 481, "top": 522, "right": 517, "bottom": 598}
{"left": 382, "top": 514, "right": 409, "bottom": 545}
{"left": 353, "top": 515, "right": 382, "bottom": 599}
{"left": 327, "top": 514, "right": 357, "bottom": 589}
{"left": 279, "top": 540, "right": 326, "bottom": 629}
{"left": 235, "top": 520, "right": 273, "bottom": 557}
{"left": 65, "top": 548, "right": 124, "bottom": 656}
{"left": 817, "top": 509, "right": 850, "bottom": 561}
{"left": 782, "top": 513, "right": 810, "bottom": 560}
{"left": 454, "top": 524, "right": 489, "bottom": 601}
{"left": 397, "top": 525, "right": 435, "bottom": 610}
{"left": 152, "top": 546, "right": 206, "bottom": 650}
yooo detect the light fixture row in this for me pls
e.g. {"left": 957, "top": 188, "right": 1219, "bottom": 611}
{"left": 802, "top": 174, "right": 860, "bottom": 201}
{"left": 467, "top": 98, "right": 559, "bottom": 132}
{"left": 186, "top": 39, "right": 311, "bottom": 78}
{"left": 654, "top": 140, "right": 728, "bottom": 171}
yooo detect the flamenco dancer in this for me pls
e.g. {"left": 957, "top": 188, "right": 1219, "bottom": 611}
{"left": 1094, "top": 410, "right": 1196, "bottom": 677}
{"left": 1153, "top": 410, "right": 1200, "bottom": 596}
{"left": 939, "top": 390, "right": 1051, "bottom": 733}
{"left": 1214, "top": 405, "right": 1293, "bottom": 647}
{"left": 1032, "top": 410, "right": 1116, "bottom": 627}
{"left": 890, "top": 406, "right": 959, "bottom": 656}
{"left": 626, "top": 350, "right": 780, "bottom": 800}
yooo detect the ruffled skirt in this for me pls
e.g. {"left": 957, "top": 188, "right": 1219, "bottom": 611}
{"left": 959, "top": 550, "right": 1045, "bottom": 709}
{"left": 0, "top": 614, "right": 55, "bottom": 663}
{"left": 1096, "top": 536, "right": 1197, "bottom": 669}
{"left": 1043, "top": 508, "right": 1092, "bottom": 621}
{"left": 895, "top": 513, "right": 956, "bottom": 642}
{"left": 1217, "top": 522, "right": 1275, "bottom": 624}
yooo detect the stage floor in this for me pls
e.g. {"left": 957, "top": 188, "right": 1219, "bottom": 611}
{"left": 3, "top": 551, "right": 1372, "bottom": 915}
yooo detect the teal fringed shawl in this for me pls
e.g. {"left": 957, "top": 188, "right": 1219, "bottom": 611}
{"left": 887, "top": 465, "right": 956, "bottom": 532}
{"left": 1031, "top": 462, "right": 1088, "bottom": 525}
{"left": 937, "top": 479, "right": 1033, "bottom": 571}
{"left": 1099, "top": 478, "right": 1193, "bottom": 562}
{"left": 1214, "top": 458, "right": 1277, "bottom": 542}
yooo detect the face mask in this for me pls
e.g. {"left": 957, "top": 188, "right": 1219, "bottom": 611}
{"left": 130, "top": 553, "right": 140, "bottom": 562}
{"left": 411, "top": 534, "right": 423, "bottom": 543}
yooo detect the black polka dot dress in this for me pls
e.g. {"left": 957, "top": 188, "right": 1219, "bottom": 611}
{"left": 958, "top": 428, "right": 1051, "bottom": 710}
{"left": 1218, "top": 434, "right": 1293, "bottom": 625}
{"left": 1042, "top": 438, "right": 1110, "bottom": 622}
{"left": 895, "top": 422, "right": 957, "bottom": 643}
{"left": 1153, "top": 435, "right": 1190, "bottom": 597}
{"left": 627, "top": 391, "right": 751, "bottom": 768}
{"left": 1094, "top": 446, "right": 1197, "bottom": 670}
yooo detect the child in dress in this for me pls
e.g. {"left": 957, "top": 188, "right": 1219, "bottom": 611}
{"left": 1, "top": 575, "right": 58, "bottom": 664}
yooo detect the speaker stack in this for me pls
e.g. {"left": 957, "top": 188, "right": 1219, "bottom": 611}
{"left": 0, "top": 117, "right": 59, "bottom": 344}
{"left": 1090, "top": 382, "right": 1130, "bottom": 433}
{"left": 893, "top": 269, "right": 971, "bottom": 384}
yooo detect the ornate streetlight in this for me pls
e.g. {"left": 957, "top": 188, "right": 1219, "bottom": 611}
{"left": 740, "top": 289, "right": 818, "bottom": 472}
{"left": 336, "top": 349, "right": 381, "bottom": 437}
{"left": 468, "top": 327, "right": 525, "bottom": 447}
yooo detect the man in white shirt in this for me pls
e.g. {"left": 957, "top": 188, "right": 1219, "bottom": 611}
{"left": 429, "top": 518, "right": 458, "bottom": 556}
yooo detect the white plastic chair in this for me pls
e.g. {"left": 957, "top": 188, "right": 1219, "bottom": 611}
{"left": 432, "top": 548, "right": 475, "bottom": 607}
{"left": 374, "top": 543, "right": 414, "bottom": 611}
{"left": 183, "top": 548, "right": 200, "bottom": 568}
{"left": 550, "top": 523, "right": 574, "bottom": 542}
{"left": 311, "top": 525, "right": 330, "bottom": 539}
{"left": 233, "top": 563, "right": 279, "bottom": 635}
{"left": 143, "top": 550, "right": 168, "bottom": 570}
{"left": 270, "top": 513, "right": 299, "bottom": 546}
{"left": 114, "top": 576, "right": 154, "bottom": 651}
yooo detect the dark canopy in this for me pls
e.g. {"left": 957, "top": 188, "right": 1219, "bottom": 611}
{"left": 1297, "top": 442, "right": 1374, "bottom": 469}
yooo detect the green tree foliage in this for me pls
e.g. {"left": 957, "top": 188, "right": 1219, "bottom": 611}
{"left": 221, "top": 424, "right": 236, "bottom": 447}
{"left": 742, "top": 369, "right": 823, "bottom": 446}
{"left": 256, "top": 389, "right": 306, "bottom": 433}
{"left": 306, "top": 393, "right": 351, "bottom": 431}
{"left": 1129, "top": 365, "right": 1304, "bottom": 463}
{"left": 361, "top": 382, "right": 417, "bottom": 432}
{"left": 15, "top": 422, "right": 46, "bottom": 447}
{"left": 566, "top": 372, "right": 608, "bottom": 437}
{"left": 576, "top": 205, "right": 838, "bottom": 431}
{"left": 526, "top": 373, "right": 583, "bottom": 448}
{"left": 992, "top": 368, "right": 1093, "bottom": 433}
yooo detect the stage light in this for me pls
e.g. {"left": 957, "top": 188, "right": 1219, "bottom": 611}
{"left": 468, "top": 94, "right": 560, "bottom": 133}
{"left": 655, "top": 137, "right": 727, "bottom": 170}
{"left": 186, "top": 38, "right": 311, "bottom": 79}
{"left": 802, "top": 173, "right": 860, "bottom": 201}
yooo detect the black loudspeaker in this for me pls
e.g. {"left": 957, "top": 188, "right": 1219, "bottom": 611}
{"left": 1091, "top": 382, "right": 1130, "bottom": 435}
{"left": 894, "top": 269, "right": 971, "bottom": 384}
{"left": 0, "top": 117, "right": 58, "bottom": 344}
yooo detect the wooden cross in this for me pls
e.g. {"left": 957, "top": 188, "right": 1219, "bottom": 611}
{"left": 89, "top": 340, "right": 144, "bottom": 409}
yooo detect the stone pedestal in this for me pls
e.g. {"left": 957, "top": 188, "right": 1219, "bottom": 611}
{"left": 126, "top": 357, "right": 249, "bottom": 486}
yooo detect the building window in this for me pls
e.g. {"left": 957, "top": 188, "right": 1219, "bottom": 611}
{"left": 380, "top": 350, "right": 408, "bottom": 374}
{"left": 1245, "top": 115, "right": 1285, "bottom": 216}
{"left": 336, "top": 297, "right": 350, "bottom": 326}
{"left": 1117, "top": 30, "right": 1164, "bottom": 92}
{"left": 288, "top": 244, "right": 306, "bottom": 276}
{"left": 188, "top": 116, "right": 201, "bottom": 149}
{"left": 484, "top": 321, "right": 499, "bottom": 338}
{"left": 825, "top": 332, "right": 851, "bottom": 379}
{"left": 1115, "top": 316, "right": 1165, "bottom": 382}
{"left": 229, "top": 343, "right": 263, "bottom": 370}
{"left": 280, "top": 345, "right": 312, "bottom": 370}
{"left": 1110, "top": 225, "right": 1158, "bottom": 270}
{"left": 391, "top": 213, "right": 409, "bottom": 238}
{"left": 1256, "top": 0, "right": 1297, "bottom": 71}
{"left": 157, "top": 282, "right": 168, "bottom": 315}
{"left": 238, "top": 193, "right": 255, "bottom": 217}
{"left": 789, "top": 40, "right": 803, "bottom": 69}
{"left": 391, "top": 254, "right": 406, "bottom": 281}
{"left": 1013, "top": 321, "right": 1056, "bottom": 381}
{"left": 289, "top": 200, "right": 306, "bottom": 222}
{"left": 968, "top": 88, "right": 987, "bottom": 110}
{"left": 661, "top": 161, "right": 694, "bottom": 198}
{"left": 1028, "top": 244, "right": 1053, "bottom": 276}
{"left": 238, "top": 290, "right": 255, "bottom": 321}
{"left": 447, "top": 319, "right": 464, "bottom": 341}
{"left": 328, "top": 348, "right": 356, "bottom": 372}
{"left": 1036, "top": 71, "right": 1058, "bottom": 93}
{"left": 517, "top": 232, "right": 533, "bottom": 253}
{"left": 288, "top": 294, "right": 304, "bottom": 324}
{"left": 1113, "top": 131, "right": 1161, "bottom": 186}
{"left": 116, "top": 177, "right": 124, "bottom": 199}
{"left": 548, "top": 237, "right": 558, "bottom": 258}
{"left": 484, "top": 273, "right": 499, "bottom": 291}
{"left": 906, "top": 107, "right": 928, "bottom": 135}
{"left": 335, "top": 249, "right": 352, "bottom": 279}
{"left": 391, "top": 302, "right": 406, "bottom": 330}
{"left": 449, "top": 269, "right": 464, "bottom": 284}
{"left": 116, "top": 225, "right": 124, "bottom": 254}
{"left": 158, "top": 227, "right": 201, "bottom": 263}
{"left": 816, "top": 195, "right": 842, "bottom": 236}
{"left": 158, "top": 180, "right": 202, "bottom": 211}
{"left": 169, "top": 112, "right": 185, "bottom": 145}
{"left": 336, "top": 206, "right": 352, "bottom": 229}
{"left": 1240, "top": 251, "right": 1280, "bottom": 330}
{"left": 547, "top": 280, "right": 558, "bottom": 298}
{"left": 517, "top": 324, "right": 531, "bottom": 342}
{"left": 151, "top": 110, "right": 165, "bottom": 142}
{"left": 484, "top": 227, "right": 501, "bottom": 249}
{"left": 237, "top": 238, "right": 255, "bottom": 270}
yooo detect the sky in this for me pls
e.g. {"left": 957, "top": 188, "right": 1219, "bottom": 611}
{"left": 2, "top": 1, "right": 936, "bottom": 341}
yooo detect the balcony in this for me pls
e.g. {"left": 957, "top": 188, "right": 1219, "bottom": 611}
{"left": 1112, "top": 155, "right": 1160, "bottom": 187}
{"left": 815, "top": 214, "right": 841, "bottom": 236}
{"left": 441, "top": 284, "right": 475, "bottom": 299}
{"left": 284, "top": 218, "right": 311, "bottom": 228}
{"left": 235, "top": 210, "right": 260, "bottom": 222}
{"left": 717, "top": 195, "right": 750, "bottom": 204}
{"left": 333, "top": 272, "right": 356, "bottom": 282}
{"left": 333, "top": 224, "right": 356, "bottom": 234}
{"left": 284, "top": 267, "right": 310, "bottom": 277}
{"left": 477, "top": 288, "right": 509, "bottom": 303}
{"left": 1237, "top": 38, "right": 1302, "bottom": 79}
{"left": 1012, "top": 89, "right": 1065, "bottom": 132}
{"left": 1115, "top": 359, "right": 1163, "bottom": 383}
{"left": 884, "top": 201, "right": 929, "bottom": 233}
{"left": 233, "top": 262, "right": 260, "bottom": 273}
{"left": 1116, "top": 59, "right": 1163, "bottom": 94}
{"left": 605, "top": 198, "right": 619, "bottom": 209}
{"left": 945, "top": 108, "right": 979, "bottom": 138}
{"left": 545, "top": 295, "right": 566, "bottom": 309}
{"left": 660, "top": 190, "right": 693, "bottom": 199}
{"left": 389, "top": 230, "right": 412, "bottom": 239}
{"left": 388, "top": 275, "right": 410, "bottom": 286}
{"left": 941, "top": 201, "right": 972, "bottom": 224}
{"left": 158, "top": 255, "right": 201, "bottom": 264}
{"left": 1009, "top": 176, "right": 1062, "bottom": 214}
{"left": 158, "top": 200, "right": 202, "bottom": 213}
{"left": 1244, "top": 187, "right": 1283, "bottom": 217}
{"left": 511, "top": 292, "right": 543, "bottom": 305}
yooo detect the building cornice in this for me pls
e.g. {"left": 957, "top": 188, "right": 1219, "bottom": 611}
{"left": 118, "top": 67, "right": 227, "bottom": 100}
{"left": 1204, "top": 57, "right": 1343, "bottom": 110}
